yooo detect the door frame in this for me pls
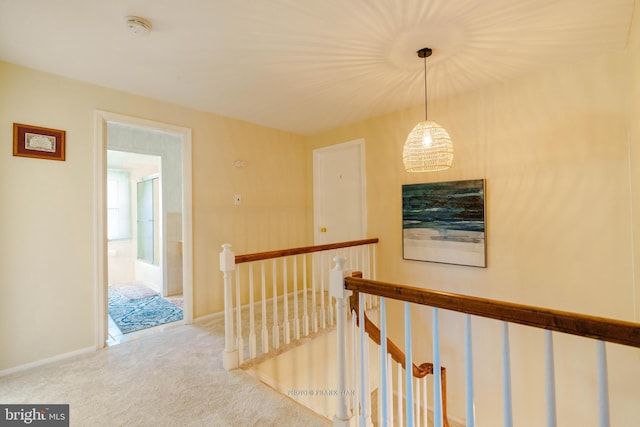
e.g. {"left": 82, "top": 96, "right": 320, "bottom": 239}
{"left": 94, "top": 110, "right": 193, "bottom": 349}
{"left": 312, "top": 138, "right": 367, "bottom": 244}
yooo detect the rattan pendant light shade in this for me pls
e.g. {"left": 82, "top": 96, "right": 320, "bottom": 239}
{"left": 402, "top": 48, "right": 453, "bottom": 172}
{"left": 403, "top": 120, "right": 453, "bottom": 171}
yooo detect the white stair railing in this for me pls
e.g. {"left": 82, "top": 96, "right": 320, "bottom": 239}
{"left": 331, "top": 263, "right": 449, "bottom": 427}
{"left": 333, "top": 266, "right": 640, "bottom": 427}
{"left": 219, "top": 238, "right": 378, "bottom": 370}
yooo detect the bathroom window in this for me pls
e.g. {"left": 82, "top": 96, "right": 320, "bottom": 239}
{"left": 107, "top": 169, "right": 132, "bottom": 240}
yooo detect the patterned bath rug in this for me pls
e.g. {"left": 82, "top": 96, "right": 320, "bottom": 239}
{"left": 108, "top": 288, "right": 183, "bottom": 334}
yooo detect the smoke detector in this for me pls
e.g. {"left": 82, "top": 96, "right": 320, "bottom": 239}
{"left": 125, "top": 16, "right": 152, "bottom": 36}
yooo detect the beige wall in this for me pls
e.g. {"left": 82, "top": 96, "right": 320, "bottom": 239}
{"left": 0, "top": 61, "right": 309, "bottom": 371}
{"left": 307, "top": 39, "right": 639, "bottom": 427}
{"left": 629, "top": 0, "right": 640, "bottom": 331}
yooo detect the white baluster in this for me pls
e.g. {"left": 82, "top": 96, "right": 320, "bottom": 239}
{"left": 235, "top": 268, "right": 243, "bottom": 365}
{"left": 219, "top": 244, "right": 238, "bottom": 370}
{"left": 415, "top": 376, "right": 421, "bottom": 427}
{"left": 352, "top": 246, "right": 356, "bottom": 264}
{"left": 372, "top": 244, "right": 377, "bottom": 280}
{"left": 248, "top": 264, "right": 256, "bottom": 359}
{"left": 362, "top": 246, "right": 367, "bottom": 273}
{"left": 465, "top": 314, "right": 476, "bottom": 427}
{"left": 358, "top": 248, "right": 371, "bottom": 310}
{"left": 336, "top": 250, "right": 340, "bottom": 325}
{"left": 330, "top": 256, "right": 352, "bottom": 427}
{"left": 388, "top": 354, "right": 394, "bottom": 427}
{"left": 328, "top": 251, "right": 335, "bottom": 327}
{"left": 260, "top": 261, "right": 269, "bottom": 354}
{"left": 283, "top": 257, "right": 290, "bottom": 345}
{"left": 260, "top": 261, "right": 269, "bottom": 353}
{"left": 359, "top": 291, "right": 373, "bottom": 426}
{"left": 405, "top": 301, "right": 414, "bottom": 427}
{"left": 433, "top": 308, "right": 442, "bottom": 427}
{"left": 502, "top": 322, "right": 513, "bottom": 427}
{"left": 320, "top": 251, "right": 327, "bottom": 329}
{"left": 377, "top": 366, "right": 383, "bottom": 427}
{"left": 545, "top": 330, "right": 557, "bottom": 427}
{"left": 368, "top": 245, "right": 378, "bottom": 308}
{"left": 364, "top": 245, "right": 371, "bottom": 279}
{"left": 354, "top": 246, "right": 360, "bottom": 273}
{"left": 293, "top": 255, "right": 300, "bottom": 340}
{"left": 312, "top": 253, "right": 318, "bottom": 333}
{"left": 422, "top": 376, "right": 428, "bottom": 427}
{"left": 397, "top": 356, "right": 403, "bottom": 427}
{"left": 352, "top": 311, "right": 359, "bottom": 419}
{"left": 378, "top": 373, "right": 383, "bottom": 427}
{"left": 303, "top": 255, "right": 309, "bottom": 337}
{"left": 597, "top": 341, "right": 610, "bottom": 427}
{"left": 380, "top": 297, "right": 389, "bottom": 426}
{"left": 272, "top": 259, "right": 280, "bottom": 349}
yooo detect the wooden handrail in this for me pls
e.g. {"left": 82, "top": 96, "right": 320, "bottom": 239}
{"left": 234, "top": 238, "right": 379, "bottom": 264}
{"left": 349, "top": 284, "right": 450, "bottom": 427}
{"left": 344, "top": 276, "right": 640, "bottom": 348}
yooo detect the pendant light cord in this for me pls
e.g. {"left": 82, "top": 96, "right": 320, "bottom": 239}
{"left": 424, "top": 55, "right": 428, "bottom": 121}
{"left": 417, "top": 47, "right": 432, "bottom": 121}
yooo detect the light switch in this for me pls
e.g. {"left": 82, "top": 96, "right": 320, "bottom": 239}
{"left": 234, "top": 194, "right": 241, "bottom": 205}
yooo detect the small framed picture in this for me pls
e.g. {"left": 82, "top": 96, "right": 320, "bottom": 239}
{"left": 13, "top": 123, "right": 66, "bottom": 161}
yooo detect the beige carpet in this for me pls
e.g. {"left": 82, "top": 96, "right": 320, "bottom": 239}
{"left": 0, "top": 316, "right": 330, "bottom": 427}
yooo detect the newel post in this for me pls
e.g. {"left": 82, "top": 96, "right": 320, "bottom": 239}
{"left": 330, "top": 256, "right": 352, "bottom": 427}
{"left": 220, "top": 243, "right": 238, "bottom": 370}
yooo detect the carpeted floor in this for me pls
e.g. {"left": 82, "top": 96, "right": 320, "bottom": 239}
{"left": 0, "top": 316, "right": 330, "bottom": 427}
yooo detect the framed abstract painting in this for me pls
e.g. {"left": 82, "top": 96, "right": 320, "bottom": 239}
{"left": 402, "top": 179, "right": 486, "bottom": 267}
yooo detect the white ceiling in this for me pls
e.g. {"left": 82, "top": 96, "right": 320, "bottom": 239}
{"left": 0, "top": 0, "right": 634, "bottom": 135}
{"left": 107, "top": 149, "right": 160, "bottom": 172}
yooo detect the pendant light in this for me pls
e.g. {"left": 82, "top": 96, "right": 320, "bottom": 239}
{"left": 402, "top": 47, "right": 453, "bottom": 172}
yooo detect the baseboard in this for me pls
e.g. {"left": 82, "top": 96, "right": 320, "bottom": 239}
{"left": 236, "top": 289, "right": 325, "bottom": 314}
{"left": 0, "top": 346, "right": 95, "bottom": 377}
{"left": 194, "top": 310, "right": 224, "bottom": 323}
{"left": 195, "top": 289, "right": 314, "bottom": 324}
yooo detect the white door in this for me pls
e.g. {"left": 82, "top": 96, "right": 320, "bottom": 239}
{"left": 313, "top": 139, "right": 366, "bottom": 244}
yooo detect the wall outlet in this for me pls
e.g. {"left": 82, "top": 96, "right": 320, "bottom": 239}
{"left": 234, "top": 194, "right": 241, "bottom": 205}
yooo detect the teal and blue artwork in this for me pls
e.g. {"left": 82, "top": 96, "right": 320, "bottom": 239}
{"left": 402, "top": 179, "right": 486, "bottom": 267}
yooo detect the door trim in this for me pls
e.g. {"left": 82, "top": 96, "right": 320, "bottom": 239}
{"left": 94, "top": 110, "right": 193, "bottom": 349}
{"left": 312, "top": 138, "right": 366, "bottom": 244}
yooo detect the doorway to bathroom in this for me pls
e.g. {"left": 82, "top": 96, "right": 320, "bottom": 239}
{"left": 94, "top": 112, "right": 193, "bottom": 348}
{"left": 106, "top": 147, "right": 183, "bottom": 343}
